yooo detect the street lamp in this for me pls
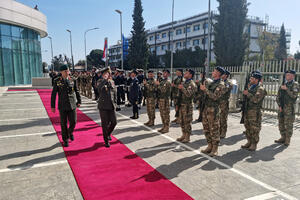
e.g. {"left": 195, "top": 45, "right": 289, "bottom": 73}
{"left": 115, "top": 9, "right": 123, "bottom": 70}
{"left": 84, "top": 27, "right": 99, "bottom": 71}
{"left": 66, "top": 29, "right": 75, "bottom": 71}
{"left": 48, "top": 36, "right": 54, "bottom": 72}
{"left": 206, "top": 0, "right": 211, "bottom": 74}
{"left": 170, "top": 0, "right": 175, "bottom": 80}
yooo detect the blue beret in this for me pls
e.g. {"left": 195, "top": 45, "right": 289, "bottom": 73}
{"left": 59, "top": 64, "right": 68, "bottom": 71}
{"left": 224, "top": 69, "right": 230, "bottom": 76}
{"left": 215, "top": 66, "right": 225, "bottom": 75}
{"left": 251, "top": 72, "right": 262, "bottom": 80}
{"left": 285, "top": 69, "right": 296, "bottom": 75}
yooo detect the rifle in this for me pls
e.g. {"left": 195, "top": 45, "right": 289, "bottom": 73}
{"left": 240, "top": 72, "right": 250, "bottom": 124}
{"left": 279, "top": 72, "right": 286, "bottom": 117}
{"left": 198, "top": 72, "right": 206, "bottom": 122}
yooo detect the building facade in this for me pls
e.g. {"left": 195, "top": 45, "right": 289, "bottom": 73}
{"left": 108, "top": 12, "right": 291, "bottom": 67}
{"left": 0, "top": 0, "right": 47, "bottom": 86}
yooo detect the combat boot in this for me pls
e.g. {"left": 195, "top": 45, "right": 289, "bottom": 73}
{"left": 201, "top": 143, "right": 212, "bottom": 154}
{"left": 208, "top": 145, "right": 218, "bottom": 157}
{"left": 176, "top": 132, "right": 186, "bottom": 142}
{"left": 182, "top": 133, "right": 190, "bottom": 143}
{"left": 275, "top": 135, "right": 285, "bottom": 144}
{"left": 158, "top": 126, "right": 165, "bottom": 133}
{"left": 160, "top": 126, "right": 169, "bottom": 134}
{"left": 171, "top": 119, "right": 178, "bottom": 123}
{"left": 284, "top": 135, "right": 291, "bottom": 146}
{"left": 241, "top": 138, "right": 251, "bottom": 149}
{"left": 248, "top": 142, "right": 257, "bottom": 151}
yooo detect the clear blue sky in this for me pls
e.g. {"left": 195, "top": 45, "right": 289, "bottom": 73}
{"left": 16, "top": 0, "right": 300, "bottom": 65}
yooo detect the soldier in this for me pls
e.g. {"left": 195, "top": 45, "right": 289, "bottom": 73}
{"left": 114, "top": 69, "right": 122, "bottom": 111}
{"left": 171, "top": 69, "right": 183, "bottom": 124}
{"left": 176, "top": 69, "right": 197, "bottom": 143}
{"left": 119, "top": 70, "right": 126, "bottom": 104}
{"left": 137, "top": 69, "right": 145, "bottom": 109}
{"left": 126, "top": 71, "right": 132, "bottom": 107}
{"left": 86, "top": 71, "right": 93, "bottom": 99}
{"left": 155, "top": 69, "right": 171, "bottom": 133}
{"left": 92, "top": 70, "right": 101, "bottom": 100}
{"left": 220, "top": 69, "right": 233, "bottom": 138}
{"left": 81, "top": 72, "right": 87, "bottom": 96}
{"left": 143, "top": 70, "right": 157, "bottom": 127}
{"left": 241, "top": 71, "right": 267, "bottom": 151}
{"left": 51, "top": 65, "right": 81, "bottom": 147}
{"left": 156, "top": 71, "right": 163, "bottom": 109}
{"left": 97, "top": 67, "right": 117, "bottom": 148}
{"left": 275, "top": 69, "right": 299, "bottom": 146}
{"left": 129, "top": 70, "right": 140, "bottom": 119}
{"left": 200, "top": 67, "right": 226, "bottom": 157}
{"left": 195, "top": 72, "right": 206, "bottom": 122}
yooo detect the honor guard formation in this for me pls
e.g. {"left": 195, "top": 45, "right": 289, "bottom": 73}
{"left": 50, "top": 66, "right": 299, "bottom": 156}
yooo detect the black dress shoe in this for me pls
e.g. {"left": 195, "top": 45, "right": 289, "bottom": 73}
{"left": 63, "top": 141, "right": 69, "bottom": 147}
{"left": 70, "top": 134, "right": 74, "bottom": 141}
{"left": 108, "top": 135, "right": 112, "bottom": 141}
{"left": 105, "top": 142, "right": 110, "bottom": 148}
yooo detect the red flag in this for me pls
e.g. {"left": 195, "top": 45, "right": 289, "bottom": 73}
{"left": 103, "top": 38, "right": 108, "bottom": 59}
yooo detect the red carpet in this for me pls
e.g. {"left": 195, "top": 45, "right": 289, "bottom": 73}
{"left": 35, "top": 89, "right": 193, "bottom": 200}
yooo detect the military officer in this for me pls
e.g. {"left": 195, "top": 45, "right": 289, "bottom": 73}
{"left": 200, "top": 67, "right": 226, "bottom": 157}
{"left": 275, "top": 69, "right": 299, "bottom": 146}
{"left": 171, "top": 69, "right": 183, "bottom": 124}
{"left": 51, "top": 65, "right": 81, "bottom": 147}
{"left": 155, "top": 69, "right": 171, "bottom": 133}
{"left": 220, "top": 69, "right": 233, "bottom": 139}
{"left": 176, "top": 69, "right": 197, "bottom": 143}
{"left": 97, "top": 67, "right": 117, "bottom": 148}
{"left": 129, "top": 70, "right": 140, "bottom": 119}
{"left": 119, "top": 70, "right": 126, "bottom": 104}
{"left": 143, "top": 70, "right": 157, "bottom": 127}
{"left": 241, "top": 71, "right": 267, "bottom": 151}
{"left": 126, "top": 71, "right": 132, "bottom": 107}
{"left": 114, "top": 69, "right": 122, "bottom": 111}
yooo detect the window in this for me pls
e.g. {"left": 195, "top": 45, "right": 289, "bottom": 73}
{"left": 184, "top": 27, "right": 191, "bottom": 33}
{"left": 0, "top": 24, "right": 11, "bottom": 36}
{"left": 203, "top": 23, "right": 208, "bottom": 29}
{"left": 193, "top": 24, "right": 200, "bottom": 31}
{"left": 156, "top": 46, "right": 160, "bottom": 52}
{"left": 183, "top": 40, "right": 190, "bottom": 47}
{"left": 149, "top": 35, "right": 154, "bottom": 41}
{"left": 162, "top": 32, "right": 167, "bottom": 38}
{"left": 161, "top": 45, "right": 166, "bottom": 50}
{"left": 176, "top": 42, "right": 182, "bottom": 48}
{"left": 156, "top": 34, "right": 160, "bottom": 40}
{"left": 193, "top": 39, "right": 200, "bottom": 46}
{"left": 169, "top": 31, "right": 173, "bottom": 37}
{"left": 150, "top": 47, "right": 155, "bottom": 52}
{"left": 176, "top": 29, "right": 182, "bottom": 35}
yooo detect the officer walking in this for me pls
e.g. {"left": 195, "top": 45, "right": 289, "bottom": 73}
{"left": 200, "top": 67, "right": 226, "bottom": 156}
{"left": 51, "top": 65, "right": 81, "bottom": 147}
{"left": 275, "top": 69, "right": 299, "bottom": 146}
{"left": 176, "top": 69, "right": 197, "bottom": 143}
{"left": 241, "top": 71, "right": 267, "bottom": 151}
{"left": 97, "top": 67, "right": 117, "bottom": 148}
{"left": 143, "top": 70, "right": 157, "bottom": 127}
{"left": 129, "top": 70, "right": 140, "bottom": 119}
{"left": 220, "top": 69, "right": 233, "bottom": 139}
{"left": 155, "top": 69, "right": 171, "bottom": 133}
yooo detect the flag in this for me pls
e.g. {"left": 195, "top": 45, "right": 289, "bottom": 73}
{"left": 103, "top": 37, "right": 108, "bottom": 60}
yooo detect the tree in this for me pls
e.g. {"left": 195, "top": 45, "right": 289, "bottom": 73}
{"left": 274, "top": 24, "right": 287, "bottom": 60}
{"left": 128, "top": 0, "right": 149, "bottom": 70}
{"left": 294, "top": 52, "right": 300, "bottom": 60}
{"left": 256, "top": 29, "right": 279, "bottom": 61}
{"left": 76, "top": 60, "right": 86, "bottom": 66}
{"left": 147, "top": 51, "right": 160, "bottom": 68}
{"left": 51, "top": 54, "right": 64, "bottom": 71}
{"left": 86, "top": 49, "right": 105, "bottom": 70}
{"left": 214, "top": 0, "right": 249, "bottom": 66}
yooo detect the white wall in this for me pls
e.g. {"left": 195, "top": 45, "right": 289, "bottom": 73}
{"left": 0, "top": 0, "right": 47, "bottom": 37}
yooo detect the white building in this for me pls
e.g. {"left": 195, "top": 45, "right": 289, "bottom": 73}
{"left": 108, "top": 12, "right": 291, "bottom": 67}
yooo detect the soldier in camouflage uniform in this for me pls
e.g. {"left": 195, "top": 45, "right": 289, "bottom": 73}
{"left": 275, "top": 69, "right": 299, "bottom": 146}
{"left": 155, "top": 69, "right": 171, "bottom": 133}
{"left": 144, "top": 70, "right": 157, "bottom": 127}
{"left": 220, "top": 69, "right": 233, "bottom": 139}
{"left": 81, "top": 72, "right": 87, "bottom": 96}
{"left": 200, "top": 67, "right": 226, "bottom": 157}
{"left": 86, "top": 72, "right": 93, "bottom": 99}
{"left": 241, "top": 71, "right": 267, "bottom": 151}
{"left": 195, "top": 72, "right": 206, "bottom": 122}
{"left": 171, "top": 69, "right": 183, "bottom": 124}
{"left": 176, "top": 69, "right": 197, "bottom": 143}
{"left": 155, "top": 71, "right": 163, "bottom": 109}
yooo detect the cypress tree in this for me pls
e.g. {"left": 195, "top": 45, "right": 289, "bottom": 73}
{"left": 214, "top": 0, "right": 248, "bottom": 66}
{"left": 128, "top": 0, "right": 149, "bottom": 70}
{"left": 275, "top": 24, "right": 287, "bottom": 60}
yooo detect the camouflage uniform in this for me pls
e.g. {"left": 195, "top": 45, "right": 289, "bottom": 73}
{"left": 243, "top": 83, "right": 267, "bottom": 151}
{"left": 276, "top": 80, "right": 299, "bottom": 146}
{"left": 201, "top": 79, "right": 225, "bottom": 156}
{"left": 157, "top": 78, "right": 171, "bottom": 133}
{"left": 176, "top": 79, "right": 197, "bottom": 143}
{"left": 86, "top": 74, "right": 93, "bottom": 99}
{"left": 171, "top": 76, "right": 183, "bottom": 123}
{"left": 220, "top": 79, "right": 233, "bottom": 138}
{"left": 81, "top": 74, "right": 87, "bottom": 96}
{"left": 195, "top": 80, "right": 206, "bottom": 121}
{"left": 144, "top": 78, "right": 157, "bottom": 126}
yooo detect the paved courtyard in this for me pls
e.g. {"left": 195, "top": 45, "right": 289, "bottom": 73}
{"left": 0, "top": 88, "right": 299, "bottom": 200}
